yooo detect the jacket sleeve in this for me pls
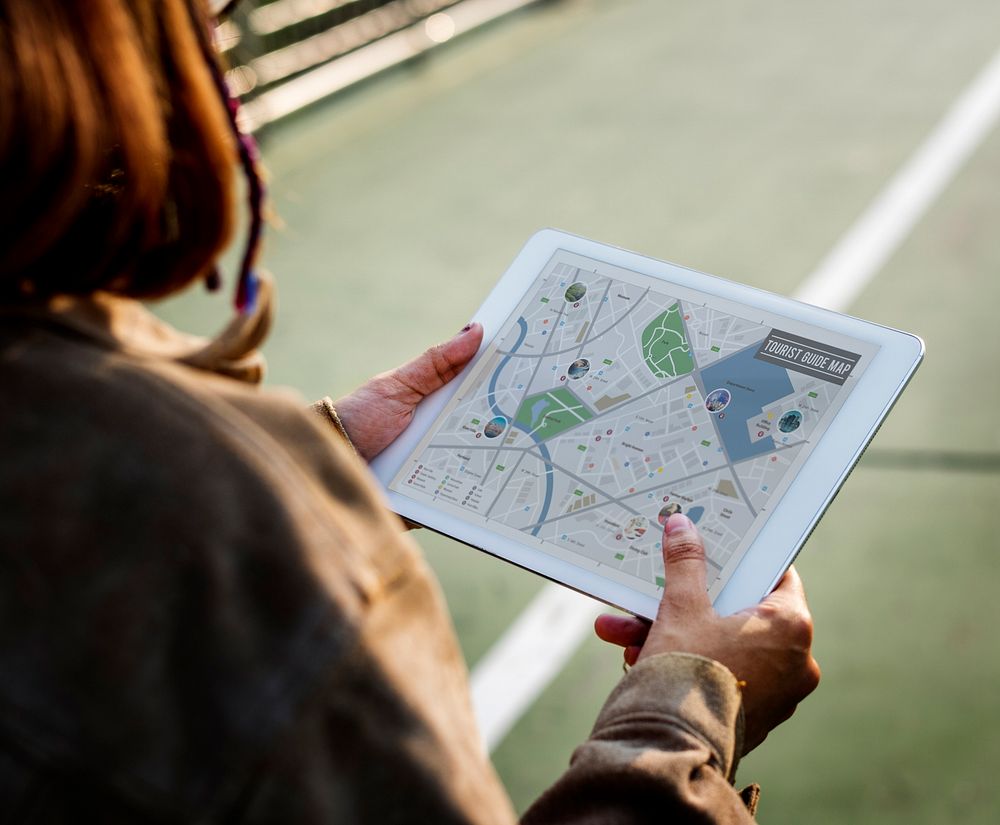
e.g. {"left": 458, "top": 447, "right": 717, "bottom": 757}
{"left": 288, "top": 399, "right": 759, "bottom": 823}
{"left": 521, "top": 653, "right": 758, "bottom": 824}
{"left": 304, "top": 395, "right": 758, "bottom": 822}
{"left": 310, "top": 396, "right": 357, "bottom": 453}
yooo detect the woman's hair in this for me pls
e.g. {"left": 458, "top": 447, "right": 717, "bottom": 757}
{"left": 0, "top": 0, "right": 237, "bottom": 301}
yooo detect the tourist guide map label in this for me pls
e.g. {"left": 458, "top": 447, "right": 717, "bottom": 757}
{"left": 391, "top": 250, "right": 879, "bottom": 599}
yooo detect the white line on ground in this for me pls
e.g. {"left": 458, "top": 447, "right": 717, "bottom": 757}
{"left": 795, "top": 47, "right": 1000, "bottom": 309}
{"left": 470, "top": 587, "right": 598, "bottom": 753}
{"left": 469, "top": 45, "right": 1000, "bottom": 754}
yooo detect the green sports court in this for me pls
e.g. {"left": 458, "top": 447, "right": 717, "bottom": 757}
{"left": 160, "top": 1, "right": 1000, "bottom": 820}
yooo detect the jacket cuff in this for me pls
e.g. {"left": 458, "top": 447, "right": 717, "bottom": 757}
{"left": 310, "top": 397, "right": 358, "bottom": 456}
{"left": 591, "top": 652, "right": 745, "bottom": 780}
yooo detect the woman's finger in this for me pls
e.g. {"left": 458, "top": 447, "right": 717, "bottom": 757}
{"left": 595, "top": 614, "right": 650, "bottom": 647}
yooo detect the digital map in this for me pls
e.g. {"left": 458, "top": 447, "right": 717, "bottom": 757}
{"left": 396, "top": 260, "right": 861, "bottom": 592}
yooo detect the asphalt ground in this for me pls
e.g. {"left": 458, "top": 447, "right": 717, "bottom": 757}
{"left": 159, "top": 0, "right": 1000, "bottom": 820}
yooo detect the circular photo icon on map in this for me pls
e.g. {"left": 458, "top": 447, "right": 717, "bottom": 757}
{"left": 657, "top": 502, "right": 683, "bottom": 525}
{"left": 705, "top": 388, "right": 732, "bottom": 413}
{"left": 778, "top": 409, "right": 802, "bottom": 433}
{"left": 623, "top": 516, "right": 648, "bottom": 540}
{"left": 564, "top": 282, "right": 587, "bottom": 303}
{"left": 567, "top": 358, "right": 590, "bottom": 380}
{"left": 483, "top": 416, "right": 508, "bottom": 439}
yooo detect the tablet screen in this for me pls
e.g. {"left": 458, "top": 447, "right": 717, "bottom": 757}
{"left": 390, "top": 248, "right": 880, "bottom": 601}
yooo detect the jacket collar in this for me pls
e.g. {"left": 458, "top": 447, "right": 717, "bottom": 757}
{"left": 0, "top": 272, "right": 274, "bottom": 384}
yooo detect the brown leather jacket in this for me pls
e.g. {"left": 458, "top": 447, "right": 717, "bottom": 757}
{"left": 0, "top": 292, "right": 757, "bottom": 823}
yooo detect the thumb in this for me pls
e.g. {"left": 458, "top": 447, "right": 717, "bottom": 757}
{"left": 390, "top": 322, "right": 483, "bottom": 400}
{"left": 657, "top": 514, "right": 711, "bottom": 620}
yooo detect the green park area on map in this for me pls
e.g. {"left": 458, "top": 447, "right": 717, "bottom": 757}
{"left": 641, "top": 304, "right": 694, "bottom": 378}
{"left": 514, "top": 387, "right": 594, "bottom": 440}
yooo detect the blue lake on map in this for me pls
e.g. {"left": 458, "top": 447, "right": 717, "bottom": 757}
{"left": 700, "top": 346, "right": 795, "bottom": 463}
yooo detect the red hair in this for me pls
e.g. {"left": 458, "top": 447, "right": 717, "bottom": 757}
{"left": 0, "top": 0, "right": 236, "bottom": 300}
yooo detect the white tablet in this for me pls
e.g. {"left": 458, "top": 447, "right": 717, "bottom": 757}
{"left": 371, "top": 229, "right": 923, "bottom": 619}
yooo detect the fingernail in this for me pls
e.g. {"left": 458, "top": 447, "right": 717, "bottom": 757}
{"left": 664, "top": 513, "right": 693, "bottom": 534}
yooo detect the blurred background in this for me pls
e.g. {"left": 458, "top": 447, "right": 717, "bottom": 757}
{"left": 159, "top": 0, "right": 1000, "bottom": 820}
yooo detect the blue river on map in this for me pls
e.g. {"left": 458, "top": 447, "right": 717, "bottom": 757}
{"left": 700, "top": 346, "right": 795, "bottom": 463}
{"left": 486, "top": 317, "right": 555, "bottom": 535}
{"left": 487, "top": 316, "right": 528, "bottom": 416}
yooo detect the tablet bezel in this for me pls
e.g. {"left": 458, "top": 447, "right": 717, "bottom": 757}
{"left": 371, "top": 229, "right": 924, "bottom": 618}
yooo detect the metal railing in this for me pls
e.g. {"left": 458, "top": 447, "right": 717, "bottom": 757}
{"left": 216, "top": 0, "right": 542, "bottom": 131}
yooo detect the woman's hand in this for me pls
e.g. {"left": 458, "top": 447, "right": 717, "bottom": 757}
{"left": 594, "top": 514, "right": 821, "bottom": 755}
{"left": 333, "top": 323, "right": 484, "bottom": 462}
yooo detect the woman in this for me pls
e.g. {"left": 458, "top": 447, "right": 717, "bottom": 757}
{"left": 0, "top": 1, "right": 819, "bottom": 821}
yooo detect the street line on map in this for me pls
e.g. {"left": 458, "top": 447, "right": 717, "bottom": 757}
{"left": 428, "top": 443, "right": 534, "bottom": 451}
{"left": 481, "top": 307, "right": 564, "bottom": 488}
{"left": 575, "top": 279, "right": 613, "bottom": 359}
{"left": 483, "top": 452, "right": 528, "bottom": 519}
{"left": 495, "top": 287, "right": 650, "bottom": 359}
{"left": 519, "top": 305, "right": 565, "bottom": 396}
{"left": 505, "top": 305, "right": 566, "bottom": 530}
{"left": 522, "top": 460, "right": 736, "bottom": 531}
{"left": 582, "top": 288, "right": 651, "bottom": 348}
{"left": 678, "top": 309, "right": 759, "bottom": 518}
{"left": 480, "top": 447, "right": 504, "bottom": 484}
{"left": 471, "top": 47, "right": 1000, "bottom": 754}
{"left": 487, "top": 361, "right": 692, "bottom": 447}
{"left": 524, "top": 449, "right": 644, "bottom": 518}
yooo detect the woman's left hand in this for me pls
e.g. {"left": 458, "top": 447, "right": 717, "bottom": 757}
{"left": 333, "top": 323, "right": 484, "bottom": 462}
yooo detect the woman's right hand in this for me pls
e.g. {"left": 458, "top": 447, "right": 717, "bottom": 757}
{"left": 595, "top": 514, "right": 821, "bottom": 754}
